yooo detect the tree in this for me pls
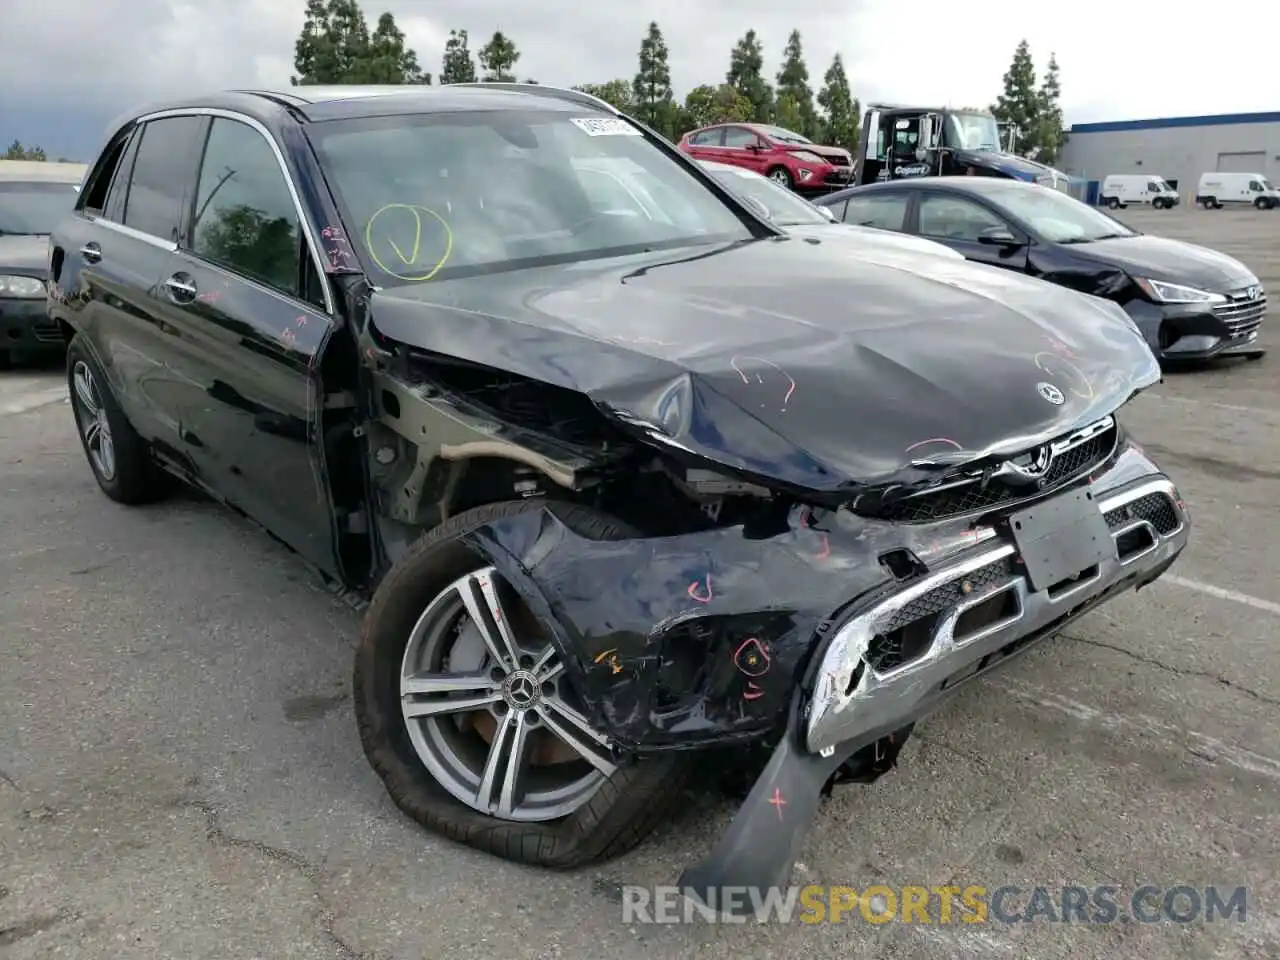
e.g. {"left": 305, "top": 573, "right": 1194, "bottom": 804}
{"left": 816, "top": 54, "right": 859, "bottom": 152}
{"left": 366, "top": 12, "right": 429, "bottom": 83}
{"left": 477, "top": 31, "right": 520, "bottom": 82}
{"left": 678, "top": 83, "right": 753, "bottom": 134}
{"left": 775, "top": 30, "right": 817, "bottom": 138}
{"left": 5, "top": 140, "right": 47, "bottom": 161}
{"left": 990, "top": 39, "right": 1039, "bottom": 156}
{"left": 632, "top": 22, "right": 674, "bottom": 137}
{"left": 1035, "top": 53, "right": 1067, "bottom": 165}
{"left": 292, "top": 0, "right": 426, "bottom": 84}
{"left": 574, "top": 80, "right": 635, "bottom": 113}
{"left": 440, "top": 29, "right": 477, "bottom": 84}
{"left": 726, "top": 30, "right": 773, "bottom": 123}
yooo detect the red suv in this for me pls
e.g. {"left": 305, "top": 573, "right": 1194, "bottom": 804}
{"left": 677, "top": 123, "right": 853, "bottom": 194}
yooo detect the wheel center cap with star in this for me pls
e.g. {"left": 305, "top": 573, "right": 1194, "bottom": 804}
{"left": 503, "top": 671, "right": 541, "bottom": 709}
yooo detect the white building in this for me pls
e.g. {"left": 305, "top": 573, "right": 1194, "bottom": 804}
{"left": 1059, "top": 111, "right": 1280, "bottom": 198}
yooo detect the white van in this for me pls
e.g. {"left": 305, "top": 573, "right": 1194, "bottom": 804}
{"left": 1100, "top": 174, "right": 1180, "bottom": 209}
{"left": 1195, "top": 172, "right": 1278, "bottom": 210}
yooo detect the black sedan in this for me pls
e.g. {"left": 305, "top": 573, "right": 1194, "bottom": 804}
{"left": 0, "top": 161, "right": 86, "bottom": 366}
{"left": 815, "top": 177, "right": 1267, "bottom": 363}
{"left": 47, "top": 82, "right": 1189, "bottom": 909}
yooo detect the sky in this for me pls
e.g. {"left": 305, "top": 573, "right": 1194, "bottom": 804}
{"left": 4, "top": 0, "right": 1275, "bottom": 161}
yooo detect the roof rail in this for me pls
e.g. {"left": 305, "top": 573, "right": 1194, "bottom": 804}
{"left": 233, "top": 89, "right": 310, "bottom": 108}
{"left": 446, "top": 82, "right": 620, "bottom": 115}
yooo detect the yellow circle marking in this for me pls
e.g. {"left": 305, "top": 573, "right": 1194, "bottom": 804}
{"left": 364, "top": 203, "right": 454, "bottom": 282}
{"left": 1033, "top": 351, "right": 1095, "bottom": 400}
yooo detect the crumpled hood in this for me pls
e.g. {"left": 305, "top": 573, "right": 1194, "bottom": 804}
{"left": 369, "top": 235, "right": 1160, "bottom": 494}
{"left": 0, "top": 234, "right": 50, "bottom": 275}
{"left": 1070, "top": 234, "right": 1257, "bottom": 291}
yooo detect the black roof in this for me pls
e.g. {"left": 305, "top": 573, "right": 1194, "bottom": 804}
{"left": 122, "top": 84, "right": 614, "bottom": 128}
{"left": 817, "top": 176, "right": 1050, "bottom": 205}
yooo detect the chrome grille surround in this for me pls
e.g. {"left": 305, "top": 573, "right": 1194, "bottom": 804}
{"left": 806, "top": 476, "right": 1187, "bottom": 754}
{"left": 868, "top": 415, "right": 1119, "bottom": 523}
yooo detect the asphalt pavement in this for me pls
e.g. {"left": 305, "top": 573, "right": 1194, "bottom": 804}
{"left": 2, "top": 206, "right": 1277, "bottom": 959}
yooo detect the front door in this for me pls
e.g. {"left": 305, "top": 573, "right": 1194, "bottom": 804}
{"left": 150, "top": 114, "right": 340, "bottom": 575}
{"left": 914, "top": 192, "right": 1029, "bottom": 271}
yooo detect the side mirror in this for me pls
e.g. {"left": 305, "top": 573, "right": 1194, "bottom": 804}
{"left": 978, "top": 225, "right": 1022, "bottom": 247}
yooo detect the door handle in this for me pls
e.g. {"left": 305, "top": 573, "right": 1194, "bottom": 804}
{"left": 80, "top": 242, "right": 102, "bottom": 263}
{"left": 163, "top": 273, "right": 198, "bottom": 304}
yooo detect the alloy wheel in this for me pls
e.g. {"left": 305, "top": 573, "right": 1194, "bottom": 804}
{"left": 398, "top": 566, "right": 614, "bottom": 822}
{"left": 71, "top": 360, "right": 116, "bottom": 482}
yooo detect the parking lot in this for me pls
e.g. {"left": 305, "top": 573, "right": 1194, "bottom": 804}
{"left": 1, "top": 206, "right": 1277, "bottom": 960}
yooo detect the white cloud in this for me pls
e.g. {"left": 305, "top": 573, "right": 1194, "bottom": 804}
{"left": 3, "top": 0, "right": 1273, "bottom": 139}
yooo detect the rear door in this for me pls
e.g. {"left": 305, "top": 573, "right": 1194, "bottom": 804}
{"left": 53, "top": 115, "right": 209, "bottom": 448}
{"left": 838, "top": 191, "right": 913, "bottom": 234}
{"left": 150, "top": 113, "right": 339, "bottom": 573}
{"left": 683, "top": 126, "right": 724, "bottom": 161}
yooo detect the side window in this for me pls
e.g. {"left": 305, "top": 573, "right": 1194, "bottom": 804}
{"left": 103, "top": 130, "right": 142, "bottom": 223}
{"left": 917, "top": 195, "right": 1006, "bottom": 241}
{"left": 690, "top": 129, "right": 721, "bottom": 146}
{"left": 1249, "top": 181, "right": 1262, "bottom": 192}
{"left": 723, "top": 127, "right": 758, "bottom": 148}
{"left": 79, "top": 130, "right": 132, "bottom": 217}
{"left": 122, "top": 116, "right": 206, "bottom": 242}
{"left": 1148, "top": 181, "right": 1160, "bottom": 192}
{"left": 189, "top": 118, "right": 303, "bottom": 299}
{"left": 843, "top": 194, "right": 909, "bottom": 232}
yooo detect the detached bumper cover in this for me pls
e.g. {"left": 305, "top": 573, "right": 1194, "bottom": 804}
{"left": 805, "top": 476, "right": 1187, "bottom": 754}
{"left": 680, "top": 474, "right": 1188, "bottom": 908}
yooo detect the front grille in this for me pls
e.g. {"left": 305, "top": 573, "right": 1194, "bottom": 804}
{"left": 828, "top": 154, "right": 851, "bottom": 167}
{"left": 1213, "top": 287, "right": 1265, "bottom": 340}
{"left": 1104, "top": 491, "right": 1180, "bottom": 535}
{"left": 868, "top": 417, "right": 1119, "bottom": 524}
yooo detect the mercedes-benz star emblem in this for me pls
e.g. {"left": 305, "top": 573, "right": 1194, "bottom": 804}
{"left": 503, "top": 671, "right": 541, "bottom": 709}
{"left": 1036, "top": 382, "right": 1065, "bottom": 405}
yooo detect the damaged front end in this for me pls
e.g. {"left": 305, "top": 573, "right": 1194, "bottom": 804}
{"left": 352, "top": 325, "right": 1188, "bottom": 905}
{"left": 346, "top": 237, "right": 1188, "bottom": 903}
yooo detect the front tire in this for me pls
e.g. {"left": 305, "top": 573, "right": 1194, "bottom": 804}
{"left": 66, "top": 337, "right": 172, "bottom": 505}
{"left": 354, "top": 499, "right": 692, "bottom": 867}
{"left": 767, "top": 166, "right": 795, "bottom": 190}
{"left": 1106, "top": 197, "right": 1121, "bottom": 209}
{"left": 1153, "top": 197, "right": 1165, "bottom": 209}
{"left": 1256, "top": 197, "right": 1269, "bottom": 210}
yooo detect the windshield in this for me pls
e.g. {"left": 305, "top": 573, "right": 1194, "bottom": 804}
{"left": 705, "top": 167, "right": 831, "bottom": 226}
{"left": 1263, "top": 179, "right": 1275, "bottom": 191}
{"left": 759, "top": 125, "right": 811, "bottom": 145}
{"left": 946, "top": 113, "right": 1001, "bottom": 152}
{"left": 996, "top": 184, "right": 1138, "bottom": 243}
{"left": 306, "top": 109, "right": 753, "bottom": 285}
{"left": 0, "top": 181, "right": 80, "bottom": 235}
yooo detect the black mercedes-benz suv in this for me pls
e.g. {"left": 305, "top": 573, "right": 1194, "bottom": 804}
{"left": 46, "top": 83, "right": 1189, "bottom": 909}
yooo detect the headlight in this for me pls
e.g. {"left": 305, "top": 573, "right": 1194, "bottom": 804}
{"left": 1134, "top": 277, "right": 1226, "bottom": 304}
{"left": 0, "top": 275, "right": 47, "bottom": 299}
{"left": 789, "top": 150, "right": 827, "bottom": 165}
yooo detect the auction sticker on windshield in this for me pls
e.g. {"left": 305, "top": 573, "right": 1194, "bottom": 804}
{"left": 570, "top": 117, "right": 642, "bottom": 136}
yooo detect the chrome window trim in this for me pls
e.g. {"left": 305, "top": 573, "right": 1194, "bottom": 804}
{"left": 95, "top": 218, "right": 178, "bottom": 252}
{"left": 122, "top": 106, "right": 336, "bottom": 316}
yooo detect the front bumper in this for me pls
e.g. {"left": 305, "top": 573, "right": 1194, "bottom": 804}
{"left": 1124, "top": 288, "right": 1266, "bottom": 360}
{"left": 805, "top": 476, "right": 1187, "bottom": 753}
{"left": 1, "top": 295, "right": 64, "bottom": 357}
{"left": 679, "top": 474, "right": 1188, "bottom": 911}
